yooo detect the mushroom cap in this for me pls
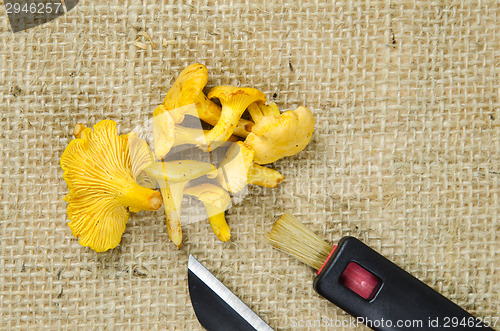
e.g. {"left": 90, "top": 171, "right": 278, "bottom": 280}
{"left": 217, "top": 141, "right": 255, "bottom": 193}
{"left": 184, "top": 183, "right": 231, "bottom": 216}
{"left": 153, "top": 106, "right": 176, "bottom": 160}
{"left": 128, "top": 132, "right": 156, "bottom": 188}
{"left": 61, "top": 120, "right": 162, "bottom": 252}
{"left": 245, "top": 106, "right": 315, "bottom": 164}
{"left": 207, "top": 86, "right": 266, "bottom": 111}
{"left": 200, "top": 87, "right": 266, "bottom": 149}
{"left": 159, "top": 63, "right": 208, "bottom": 122}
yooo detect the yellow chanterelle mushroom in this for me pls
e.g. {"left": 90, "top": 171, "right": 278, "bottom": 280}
{"left": 244, "top": 103, "right": 315, "bottom": 164}
{"left": 153, "top": 109, "right": 237, "bottom": 159}
{"left": 153, "top": 64, "right": 254, "bottom": 159}
{"left": 60, "top": 120, "right": 162, "bottom": 252}
{"left": 63, "top": 64, "right": 315, "bottom": 251}
{"left": 143, "top": 160, "right": 216, "bottom": 247}
{"left": 247, "top": 163, "right": 285, "bottom": 188}
{"left": 217, "top": 141, "right": 285, "bottom": 193}
{"left": 199, "top": 86, "right": 266, "bottom": 151}
{"left": 184, "top": 183, "right": 232, "bottom": 242}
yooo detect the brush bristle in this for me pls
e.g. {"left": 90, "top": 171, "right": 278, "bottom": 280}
{"left": 268, "top": 213, "right": 333, "bottom": 270}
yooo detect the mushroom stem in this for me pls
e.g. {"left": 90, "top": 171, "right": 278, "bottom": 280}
{"left": 247, "top": 163, "right": 285, "bottom": 188}
{"left": 73, "top": 123, "right": 86, "bottom": 138}
{"left": 260, "top": 102, "right": 280, "bottom": 117}
{"left": 200, "top": 86, "right": 266, "bottom": 151}
{"left": 153, "top": 108, "right": 176, "bottom": 159}
{"left": 143, "top": 161, "right": 215, "bottom": 182}
{"left": 173, "top": 126, "right": 208, "bottom": 147}
{"left": 145, "top": 160, "right": 216, "bottom": 247}
{"left": 172, "top": 125, "right": 238, "bottom": 149}
{"left": 154, "top": 105, "right": 243, "bottom": 158}
{"left": 247, "top": 103, "right": 264, "bottom": 122}
{"left": 115, "top": 179, "right": 163, "bottom": 212}
{"left": 164, "top": 207, "right": 182, "bottom": 248}
{"left": 173, "top": 126, "right": 239, "bottom": 149}
{"left": 206, "top": 210, "right": 231, "bottom": 242}
{"left": 184, "top": 183, "right": 231, "bottom": 242}
{"left": 159, "top": 182, "right": 186, "bottom": 248}
{"left": 217, "top": 141, "right": 255, "bottom": 193}
{"left": 197, "top": 105, "right": 247, "bottom": 149}
{"left": 247, "top": 102, "right": 280, "bottom": 122}
{"left": 193, "top": 94, "right": 254, "bottom": 138}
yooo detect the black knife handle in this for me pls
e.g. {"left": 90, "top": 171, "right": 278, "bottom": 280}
{"left": 313, "top": 237, "right": 492, "bottom": 330}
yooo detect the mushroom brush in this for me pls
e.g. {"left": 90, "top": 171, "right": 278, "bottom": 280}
{"left": 268, "top": 213, "right": 491, "bottom": 331}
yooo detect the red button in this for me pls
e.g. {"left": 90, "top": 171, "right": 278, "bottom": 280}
{"left": 339, "top": 262, "right": 381, "bottom": 300}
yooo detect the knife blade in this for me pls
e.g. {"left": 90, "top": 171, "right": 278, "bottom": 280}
{"left": 187, "top": 255, "right": 274, "bottom": 331}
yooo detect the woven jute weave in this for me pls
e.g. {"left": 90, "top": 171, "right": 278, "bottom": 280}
{"left": 0, "top": 0, "right": 498, "bottom": 330}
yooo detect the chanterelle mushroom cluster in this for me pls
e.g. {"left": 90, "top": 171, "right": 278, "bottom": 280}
{"left": 60, "top": 63, "right": 315, "bottom": 251}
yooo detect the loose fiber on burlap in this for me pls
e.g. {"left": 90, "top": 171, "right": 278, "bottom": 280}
{"left": 0, "top": 1, "right": 498, "bottom": 330}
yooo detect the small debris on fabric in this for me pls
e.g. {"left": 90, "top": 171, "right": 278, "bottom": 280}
{"left": 132, "top": 41, "right": 148, "bottom": 50}
{"left": 139, "top": 31, "right": 157, "bottom": 48}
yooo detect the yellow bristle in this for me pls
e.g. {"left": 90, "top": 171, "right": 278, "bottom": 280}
{"left": 268, "top": 213, "right": 333, "bottom": 270}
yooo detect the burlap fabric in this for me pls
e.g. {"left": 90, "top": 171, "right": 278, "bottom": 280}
{"left": 1, "top": 0, "right": 498, "bottom": 330}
